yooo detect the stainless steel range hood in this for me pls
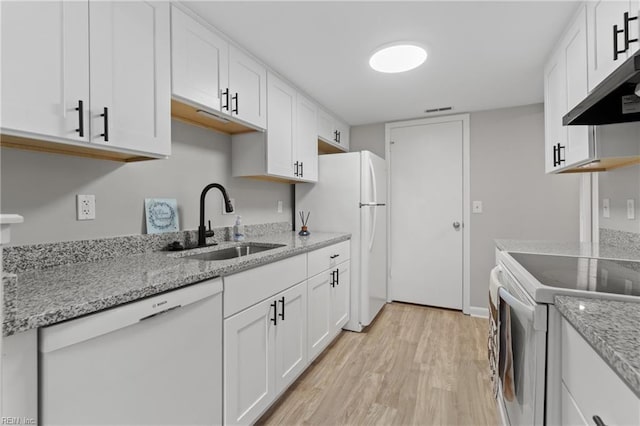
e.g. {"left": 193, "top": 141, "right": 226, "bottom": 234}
{"left": 563, "top": 52, "right": 640, "bottom": 126}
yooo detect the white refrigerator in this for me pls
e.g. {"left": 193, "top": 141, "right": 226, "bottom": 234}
{"left": 296, "top": 150, "right": 387, "bottom": 332}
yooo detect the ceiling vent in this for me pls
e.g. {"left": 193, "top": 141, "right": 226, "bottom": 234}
{"left": 424, "top": 106, "right": 453, "bottom": 113}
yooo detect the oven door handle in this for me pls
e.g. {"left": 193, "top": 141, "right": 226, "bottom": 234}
{"left": 499, "top": 287, "right": 535, "bottom": 323}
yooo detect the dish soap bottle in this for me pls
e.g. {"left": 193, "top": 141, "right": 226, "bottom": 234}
{"left": 233, "top": 215, "right": 245, "bottom": 242}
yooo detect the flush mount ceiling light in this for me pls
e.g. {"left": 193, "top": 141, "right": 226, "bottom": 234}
{"left": 369, "top": 43, "right": 427, "bottom": 73}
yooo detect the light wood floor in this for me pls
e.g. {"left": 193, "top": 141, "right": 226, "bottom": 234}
{"left": 257, "top": 302, "right": 497, "bottom": 426}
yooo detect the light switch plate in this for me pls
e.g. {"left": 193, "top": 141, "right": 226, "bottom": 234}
{"left": 77, "top": 194, "right": 95, "bottom": 220}
{"left": 627, "top": 199, "right": 635, "bottom": 219}
{"left": 602, "top": 198, "right": 610, "bottom": 218}
{"left": 472, "top": 201, "right": 483, "bottom": 214}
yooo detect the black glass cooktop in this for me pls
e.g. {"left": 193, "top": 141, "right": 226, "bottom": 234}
{"left": 510, "top": 253, "right": 640, "bottom": 297}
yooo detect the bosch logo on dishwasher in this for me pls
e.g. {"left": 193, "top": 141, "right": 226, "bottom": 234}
{"left": 152, "top": 300, "right": 168, "bottom": 309}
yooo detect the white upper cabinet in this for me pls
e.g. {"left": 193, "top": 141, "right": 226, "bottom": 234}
{"left": 89, "top": 1, "right": 171, "bottom": 156}
{"left": 229, "top": 45, "right": 267, "bottom": 129}
{"left": 266, "top": 73, "right": 297, "bottom": 178}
{"left": 318, "top": 108, "right": 350, "bottom": 152}
{"left": 170, "top": 7, "right": 267, "bottom": 131}
{"left": 296, "top": 93, "right": 319, "bottom": 181}
{"left": 544, "top": 4, "right": 591, "bottom": 173}
{"left": 1, "top": 1, "right": 89, "bottom": 142}
{"left": 1, "top": 0, "right": 171, "bottom": 160}
{"left": 171, "top": 6, "right": 229, "bottom": 114}
{"left": 232, "top": 72, "right": 318, "bottom": 182}
{"left": 587, "top": 0, "right": 638, "bottom": 91}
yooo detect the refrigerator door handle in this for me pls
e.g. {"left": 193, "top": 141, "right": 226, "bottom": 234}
{"left": 369, "top": 156, "right": 377, "bottom": 204}
{"left": 368, "top": 203, "right": 377, "bottom": 251}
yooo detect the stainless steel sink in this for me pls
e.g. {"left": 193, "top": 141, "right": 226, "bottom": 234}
{"left": 184, "top": 243, "right": 285, "bottom": 261}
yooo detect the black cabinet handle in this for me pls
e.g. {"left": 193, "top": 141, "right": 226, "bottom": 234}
{"left": 75, "top": 100, "right": 84, "bottom": 137}
{"left": 222, "top": 88, "right": 229, "bottom": 111}
{"left": 279, "top": 296, "right": 285, "bottom": 321}
{"left": 100, "top": 107, "right": 109, "bottom": 142}
{"left": 333, "top": 129, "right": 339, "bottom": 143}
{"left": 330, "top": 270, "right": 335, "bottom": 287}
{"left": 270, "top": 301, "right": 278, "bottom": 325}
{"left": 336, "top": 268, "right": 340, "bottom": 286}
{"left": 553, "top": 143, "right": 566, "bottom": 167}
{"left": 337, "top": 131, "right": 341, "bottom": 143}
{"left": 294, "top": 161, "right": 299, "bottom": 177}
{"left": 592, "top": 415, "right": 606, "bottom": 426}
{"left": 558, "top": 143, "right": 565, "bottom": 165}
{"left": 330, "top": 254, "right": 340, "bottom": 259}
{"left": 624, "top": 12, "right": 639, "bottom": 51}
{"left": 232, "top": 93, "right": 239, "bottom": 114}
{"left": 553, "top": 144, "right": 558, "bottom": 167}
{"left": 614, "top": 23, "right": 626, "bottom": 60}
{"left": 300, "top": 161, "right": 304, "bottom": 177}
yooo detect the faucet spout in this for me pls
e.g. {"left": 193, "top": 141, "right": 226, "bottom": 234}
{"left": 198, "top": 183, "right": 233, "bottom": 247}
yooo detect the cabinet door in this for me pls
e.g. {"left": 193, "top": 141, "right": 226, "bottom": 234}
{"left": 266, "top": 73, "right": 296, "bottom": 178}
{"left": 543, "top": 51, "right": 567, "bottom": 173}
{"left": 224, "top": 298, "right": 276, "bottom": 425}
{"left": 587, "top": 1, "right": 633, "bottom": 91}
{"left": 229, "top": 46, "right": 267, "bottom": 130}
{"left": 307, "top": 272, "right": 332, "bottom": 361}
{"left": 563, "top": 5, "right": 591, "bottom": 167}
{"left": 171, "top": 6, "right": 229, "bottom": 114}
{"left": 317, "top": 108, "right": 335, "bottom": 143}
{"left": 89, "top": 1, "right": 171, "bottom": 156}
{"left": 631, "top": 1, "right": 640, "bottom": 55}
{"left": 274, "top": 282, "right": 308, "bottom": 393}
{"left": 331, "top": 261, "right": 350, "bottom": 332}
{"left": 335, "top": 120, "right": 350, "bottom": 151}
{"left": 1, "top": 1, "right": 89, "bottom": 142}
{"left": 296, "top": 93, "right": 319, "bottom": 182}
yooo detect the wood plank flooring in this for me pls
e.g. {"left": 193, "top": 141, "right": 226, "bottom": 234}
{"left": 257, "top": 302, "right": 497, "bottom": 426}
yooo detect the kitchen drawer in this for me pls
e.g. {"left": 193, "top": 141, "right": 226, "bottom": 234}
{"left": 561, "top": 319, "right": 640, "bottom": 425}
{"left": 308, "top": 240, "right": 350, "bottom": 278}
{"left": 223, "top": 254, "right": 306, "bottom": 317}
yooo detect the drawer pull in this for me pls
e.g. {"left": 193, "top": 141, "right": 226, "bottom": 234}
{"left": 270, "top": 301, "right": 278, "bottom": 326}
{"left": 279, "top": 296, "right": 285, "bottom": 321}
{"left": 330, "top": 254, "right": 340, "bottom": 259}
{"left": 592, "top": 415, "right": 606, "bottom": 426}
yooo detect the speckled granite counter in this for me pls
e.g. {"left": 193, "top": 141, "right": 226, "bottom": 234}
{"left": 3, "top": 232, "right": 350, "bottom": 337}
{"left": 555, "top": 295, "right": 640, "bottom": 397}
{"left": 496, "top": 239, "right": 640, "bottom": 262}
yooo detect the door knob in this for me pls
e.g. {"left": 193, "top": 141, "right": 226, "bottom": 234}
{"left": 453, "top": 221, "right": 461, "bottom": 229}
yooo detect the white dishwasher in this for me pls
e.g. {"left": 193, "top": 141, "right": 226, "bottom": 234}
{"left": 40, "top": 278, "right": 223, "bottom": 426}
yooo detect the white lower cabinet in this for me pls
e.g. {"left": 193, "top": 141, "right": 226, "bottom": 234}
{"left": 223, "top": 240, "right": 350, "bottom": 425}
{"left": 307, "top": 260, "right": 350, "bottom": 362}
{"left": 561, "top": 318, "right": 640, "bottom": 425}
{"left": 1, "top": 329, "right": 38, "bottom": 424}
{"left": 224, "top": 281, "right": 307, "bottom": 425}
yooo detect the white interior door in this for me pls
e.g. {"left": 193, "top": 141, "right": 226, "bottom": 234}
{"left": 389, "top": 120, "right": 463, "bottom": 309}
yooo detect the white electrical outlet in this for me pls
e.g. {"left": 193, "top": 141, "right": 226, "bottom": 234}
{"left": 627, "top": 199, "right": 635, "bottom": 219}
{"left": 472, "top": 201, "right": 483, "bottom": 214}
{"left": 222, "top": 198, "right": 235, "bottom": 215}
{"left": 277, "top": 201, "right": 283, "bottom": 213}
{"left": 77, "top": 194, "right": 96, "bottom": 220}
{"left": 602, "top": 198, "right": 610, "bottom": 218}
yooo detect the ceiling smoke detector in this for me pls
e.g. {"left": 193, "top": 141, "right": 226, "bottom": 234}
{"left": 369, "top": 43, "right": 427, "bottom": 73}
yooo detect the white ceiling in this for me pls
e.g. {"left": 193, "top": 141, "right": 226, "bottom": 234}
{"left": 183, "top": 1, "right": 579, "bottom": 126}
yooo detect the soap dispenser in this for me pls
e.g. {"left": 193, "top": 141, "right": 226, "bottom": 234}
{"left": 233, "top": 215, "right": 245, "bottom": 242}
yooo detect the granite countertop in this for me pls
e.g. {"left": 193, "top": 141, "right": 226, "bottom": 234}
{"left": 495, "top": 239, "right": 640, "bottom": 262}
{"left": 3, "top": 231, "right": 350, "bottom": 337}
{"left": 555, "top": 295, "right": 640, "bottom": 398}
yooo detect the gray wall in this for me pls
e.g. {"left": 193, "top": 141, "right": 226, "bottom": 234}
{"left": 350, "top": 103, "right": 581, "bottom": 310}
{"left": 599, "top": 164, "right": 640, "bottom": 234}
{"left": 349, "top": 123, "right": 385, "bottom": 158}
{"left": 1, "top": 120, "right": 292, "bottom": 245}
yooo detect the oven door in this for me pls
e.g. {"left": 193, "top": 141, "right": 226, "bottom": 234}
{"left": 496, "top": 266, "right": 547, "bottom": 426}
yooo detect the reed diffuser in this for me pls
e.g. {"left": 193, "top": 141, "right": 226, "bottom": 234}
{"left": 298, "top": 211, "right": 311, "bottom": 236}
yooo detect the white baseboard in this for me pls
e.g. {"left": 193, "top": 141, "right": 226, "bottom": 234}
{"left": 468, "top": 306, "right": 489, "bottom": 318}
